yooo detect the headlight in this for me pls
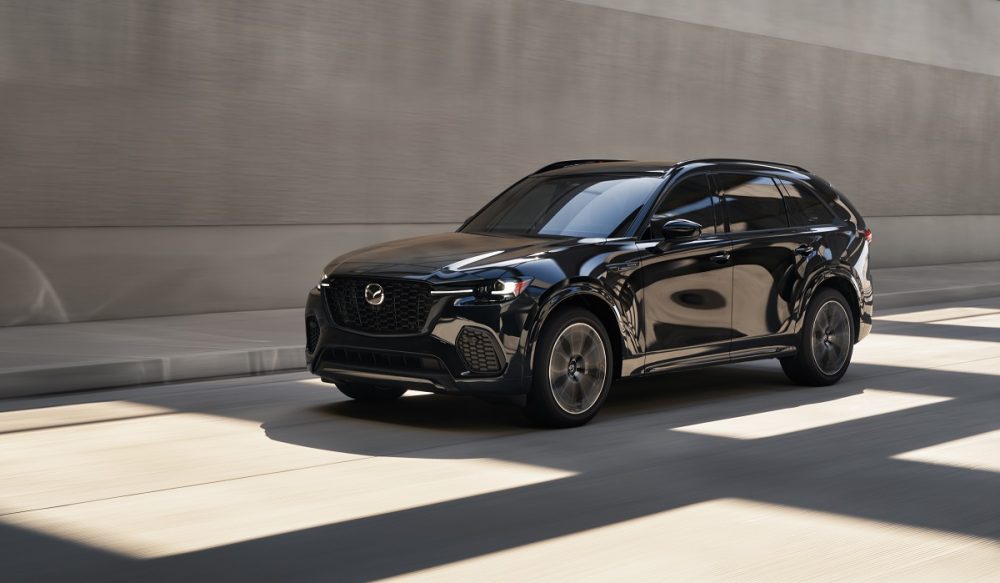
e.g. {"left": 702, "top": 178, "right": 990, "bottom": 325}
{"left": 474, "top": 277, "right": 533, "bottom": 303}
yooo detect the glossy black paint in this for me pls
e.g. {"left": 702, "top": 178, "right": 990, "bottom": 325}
{"left": 306, "top": 159, "right": 873, "bottom": 397}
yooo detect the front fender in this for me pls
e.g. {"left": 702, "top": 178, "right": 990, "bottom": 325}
{"left": 520, "top": 279, "right": 641, "bottom": 384}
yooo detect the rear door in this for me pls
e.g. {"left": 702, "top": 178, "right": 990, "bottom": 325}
{"left": 775, "top": 176, "right": 845, "bottom": 322}
{"left": 717, "top": 172, "right": 821, "bottom": 358}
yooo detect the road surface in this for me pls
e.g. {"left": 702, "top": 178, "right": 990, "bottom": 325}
{"left": 2, "top": 299, "right": 999, "bottom": 581}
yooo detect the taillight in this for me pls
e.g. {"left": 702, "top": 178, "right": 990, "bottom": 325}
{"left": 862, "top": 228, "right": 873, "bottom": 243}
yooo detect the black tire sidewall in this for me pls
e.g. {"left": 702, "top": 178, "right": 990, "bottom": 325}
{"left": 528, "top": 307, "right": 614, "bottom": 427}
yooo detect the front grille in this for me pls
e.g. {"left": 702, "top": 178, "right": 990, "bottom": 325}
{"left": 456, "top": 326, "right": 503, "bottom": 373}
{"left": 325, "top": 347, "right": 443, "bottom": 372}
{"left": 325, "top": 277, "right": 432, "bottom": 334}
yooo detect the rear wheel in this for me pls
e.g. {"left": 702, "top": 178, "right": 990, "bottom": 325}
{"left": 525, "top": 308, "right": 613, "bottom": 428}
{"left": 335, "top": 381, "right": 407, "bottom": 402}
{"left": 780, "top": 288, "right": 854, "bottom": 386}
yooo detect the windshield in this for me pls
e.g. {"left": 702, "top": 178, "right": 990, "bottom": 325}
{"left": 461, "top": 174, "right": 663, "bottom": 238}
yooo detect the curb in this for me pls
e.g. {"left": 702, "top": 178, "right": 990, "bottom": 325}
{"left": 0, "top": 346, "right": 306, "bottom": 400}
{"left": 876, "top": 283, "right": 1000, "bottom": 310}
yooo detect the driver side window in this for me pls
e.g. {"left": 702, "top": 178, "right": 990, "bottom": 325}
{"left": 650, "top": 175, "right": 718, "bottom": 237}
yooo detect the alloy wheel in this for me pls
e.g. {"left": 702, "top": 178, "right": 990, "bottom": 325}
{"left": 811, "top": 299, "right": 851, "bottom": 375}
{"left": 547, "top": 322, "right": 608, "bottom": 414}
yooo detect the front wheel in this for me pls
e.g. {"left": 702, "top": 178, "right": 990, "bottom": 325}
{"left": 525, "top": 308, "right": 613, "bottom": 428}
{"left": 335, "top": 381, "right": 407, "bottom": 402}
{"left": 780, "top": 288, "right": 855, "bottom": 386}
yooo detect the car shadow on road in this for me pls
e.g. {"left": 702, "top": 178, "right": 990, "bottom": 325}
{"left": 262, "top": 361, "right": 866, "bottom": 459}
{"left": 318, "top": 365, "right": 793, "bottom": 427}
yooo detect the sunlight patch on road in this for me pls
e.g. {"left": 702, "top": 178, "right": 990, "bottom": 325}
{"left": 295, "top": 377, "right": 436, "bottom": 398}
{"left": 384, "top": 498, "right": 1000, "bottom": 582}
{"left": 893, "top": 429, "right": 1000, "bottom": 473}
{"left": 295, "top": 377, "right": 331, "bottom": 386}
{"left": 0, "top": 400, "right": 171, "bottom": 434}
{"left": 926, "top": 314, "right": 1000, "bottom": 329}
{"left": 673, "top": 390, "right": 950, "bottom": 439}
{"left": 0, "top": 396, "right": 572, "bottom": 558}
{"left": 0, "top": 401, "right": 570, "bottom": 559}
{"left": 875, "top": 306, "right": 1000, "bottom": 324}
{"left": 2, "top": 454, "right": 574, "bottom": 558}
{"left": 0, "top": 410, "right": 370, "bottom": 515}
{"left": 852, "top": 333, "right": 1000, "bottom": 370}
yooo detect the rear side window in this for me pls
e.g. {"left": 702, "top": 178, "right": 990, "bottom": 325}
{"left": 777, "top": 179, "right": 835, "bottom": 226}
{"left": 652, "top": 175, "right": 719, "bottom": 234}
{"left": 824, "top": 183, "right": 863, "bottom": 224}
{"left": 717, "top": 174, "right": 788, "bottom": 232}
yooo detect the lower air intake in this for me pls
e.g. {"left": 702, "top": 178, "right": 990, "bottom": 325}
{"left": 456, "top": 326, "right": 503, "bottom": 373}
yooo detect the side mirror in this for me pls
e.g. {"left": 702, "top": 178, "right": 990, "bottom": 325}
{"left": 661, "top": 218, "right": 702, "bottom": 242}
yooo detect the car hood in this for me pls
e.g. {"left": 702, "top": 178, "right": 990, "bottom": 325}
{"left": 324, "top": 231, "right": 575, "bottom": 279}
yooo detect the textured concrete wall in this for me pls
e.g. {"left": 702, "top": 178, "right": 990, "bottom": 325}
{"left": 571, "top": 0, "right": 1000, "bottom": 76}
{"left": 1, "top": 0, "right": 998, "bottom": 324}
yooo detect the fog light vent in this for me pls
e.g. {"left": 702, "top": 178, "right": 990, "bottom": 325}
{"left": 305, "top": 316, "right": 320, "bottom": 354}
{"left": 456, "top": 326, "right": 503, "bottom": 373}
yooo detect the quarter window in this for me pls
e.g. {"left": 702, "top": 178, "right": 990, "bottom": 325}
{"left": 652, "top": 175, "right": 719, "bottom": 235}
{"left": 778, "top": 179, "right": 835, "bottom": 226}
{"left": 718, "top": 174, "right": 788, "bottom": 232}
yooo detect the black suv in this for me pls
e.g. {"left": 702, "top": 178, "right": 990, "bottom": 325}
{"left": 305, "top": 159, "right": 873, "bottom": 427}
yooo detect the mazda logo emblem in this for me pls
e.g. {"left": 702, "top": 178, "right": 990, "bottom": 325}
{"left": 364, "top": 283, "right": 385, "bottom": 306}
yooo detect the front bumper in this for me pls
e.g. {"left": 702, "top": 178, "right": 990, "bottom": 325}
{"left": 304, "top": 286, "right": 535, "bottom": 396}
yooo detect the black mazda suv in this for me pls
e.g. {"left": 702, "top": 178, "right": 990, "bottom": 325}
{"left": 305, "top": 159, "right": 873, "bottom": 427}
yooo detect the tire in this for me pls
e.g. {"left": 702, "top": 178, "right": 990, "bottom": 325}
{"left": 525, "top": 307, "right": 614, "bottom": 428}
{"left": 780, "top": 288, "right": 855, "bottom": 386}
{"left": 335, "top": 381, "right": 407, "bottom": 402}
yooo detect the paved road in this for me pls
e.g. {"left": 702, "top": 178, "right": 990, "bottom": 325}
{"left": 2, "top": 299, "right": 999, "bottom": 581}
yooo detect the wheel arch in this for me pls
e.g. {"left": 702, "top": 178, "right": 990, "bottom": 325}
{"left": 806, "top": 271, "right": 862, "bottom": 342}
{"left": 526, "top": 285, "right": 625, "bottom": 380}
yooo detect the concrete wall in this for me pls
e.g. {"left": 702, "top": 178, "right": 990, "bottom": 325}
{"left": 1, "top": 0, "right": 998, "bottom": 325}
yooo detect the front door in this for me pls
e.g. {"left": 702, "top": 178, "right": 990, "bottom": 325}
{"left": 638, "top": 173, "right": 734, "bottom": 373}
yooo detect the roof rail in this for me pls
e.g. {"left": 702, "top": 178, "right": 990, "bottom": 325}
{"left": 679, "top": 158, "right": 810, "bottom": 173}
{"left": 532, "top": 159, "right": 629, "bottom": 174}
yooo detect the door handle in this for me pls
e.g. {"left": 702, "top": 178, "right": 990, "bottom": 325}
{"left": 710, "top": 251, "right": 731, "bottom": 265}
{"left": 794, "top": 244, "right": 814, "bottom": 256}
{"left": 607, "top": 260, "right": 639, "bottom": 272}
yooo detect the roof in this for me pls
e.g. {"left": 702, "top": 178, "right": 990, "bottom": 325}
{"left": 534, "top": 160, "right": 676, "bottom": 176}
{"left": 533, "top": 158, "right": 809, "bottom": 177}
